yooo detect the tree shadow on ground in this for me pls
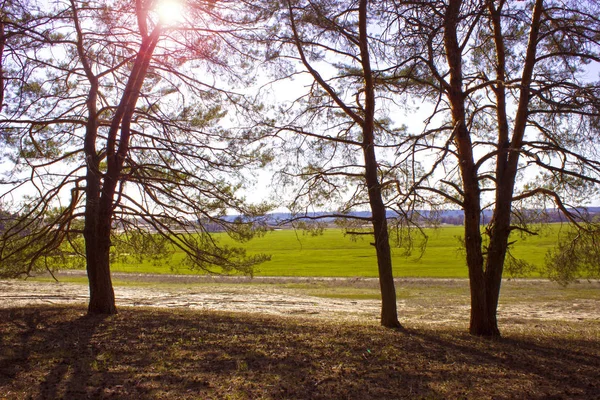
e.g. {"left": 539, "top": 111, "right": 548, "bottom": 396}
{"left": 35, "top": 313, "right": 112, "bottom": 399}
{"left": 0, "top": 307, "right": 115, "bottom": 399}
{"left": 0, "top": 306, "right": 598, "bottom": 399}
{"left": 405, "top": 327, "right": 599, "bottom": 398}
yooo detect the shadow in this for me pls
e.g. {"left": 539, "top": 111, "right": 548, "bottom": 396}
{"left": 35, "top": 312, "right": 110, "bottom": 399}
{"left": 402, "top": 327, "right": 600, "bottom": 398}
{"left": 117, "top": 310, "right": 443, "bottom": 400}
{"left": 0, "top": 308, "right": 46, "bottom": 384}
{"left": 1, "top": 306, "right": 598, "bottom": 399}
{"left": 0, "top": 307, "right": 114, "bottom": 399}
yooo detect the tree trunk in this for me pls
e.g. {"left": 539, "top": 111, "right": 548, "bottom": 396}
{"left": 84, "top": 148, "right": 117, "bottom": 315}
{"left": 72, "top": 0, "right": 118, "bottom": 314}
{"left": 285, "top": 0, "right": 400, "bottom": 327}
{"left": 481, "top": 0, "right": 510, "bottom": 334}
{"left": 443, "top": 0, "right": 500, "bottom": 336}
{"left": 0, "top": 18, "right": 5, "bottom": 114}
{"left": 364, "top": 146, "right": 401, "bottom": 328}
{"left": 82, "top": 28, "right": 160, "bottom": 315}
{"left": 474, "top": 0, "right": 545, "bottom": 336}
{"left": 85, "top": 221, "right": 116, "bottom": 315}
{"left": 463, "top": 199, "right": 492, "bottom": 336}
{"left": 359, "top": 0, "right": 400, "bottom": 329}
{"left": 82, "top": 66, "right": 117, "bottom": 314}
{"left": 478, "top": 181, "right": 515, "bottom": 337}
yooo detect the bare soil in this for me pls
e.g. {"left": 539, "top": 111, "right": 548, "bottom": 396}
{"left": 1, "top": 272, "right": 599, "bottom": 326}
{"left": 1, "top": 306, "right": 599, "bottom": 399}
{"left": 1, "top": 274, "right": 599, "bottom": 399}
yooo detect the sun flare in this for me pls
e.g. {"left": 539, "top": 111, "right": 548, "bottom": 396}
{"left": 155, "top": 0, "right": 185, "bottom": 26}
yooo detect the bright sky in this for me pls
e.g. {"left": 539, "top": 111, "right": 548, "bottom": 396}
{"left": 155, "top": 0, "right": 185, "bottom": 26}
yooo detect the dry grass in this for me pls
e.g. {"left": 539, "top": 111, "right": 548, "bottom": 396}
{"left": 1, "top": 305, "right": 598, "bottom": 399}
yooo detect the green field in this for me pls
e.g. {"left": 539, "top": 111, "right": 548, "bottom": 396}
{"left": 110, "top": 224, "right": 569, "bottom": 278}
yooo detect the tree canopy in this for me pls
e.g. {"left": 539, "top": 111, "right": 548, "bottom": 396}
{"left": 1, "top": 0, "right": 599, "bottom": 335}
{"left": 0, "top": 0, "right": 272, "bottom": 312}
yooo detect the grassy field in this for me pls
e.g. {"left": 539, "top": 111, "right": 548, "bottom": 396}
{"left": 1, "top": 305, "right": 598, "bottom": 399}
{"left": 110, "top": 224, "right": 567, "bottom": 278}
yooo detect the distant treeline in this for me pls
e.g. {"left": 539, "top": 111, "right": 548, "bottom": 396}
{"left": 443, "top": 208, "right": 600, "bottom": 226}
{"left": 260, "top": 207, "right": 600, "bottom": 227}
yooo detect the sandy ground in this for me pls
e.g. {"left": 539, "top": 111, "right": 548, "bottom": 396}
{"left": 1, "top": 279, "right": 381, "bottom": 322}
{"left": 1, "top": 273, "right": 599, "bottom": 325}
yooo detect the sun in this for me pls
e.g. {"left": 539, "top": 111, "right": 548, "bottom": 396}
{"left": 155, "top": 0, "right": 185, "bottom": 26}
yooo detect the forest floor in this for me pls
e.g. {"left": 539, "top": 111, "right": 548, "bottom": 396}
{"left": 1, "top": 276, "right": 599, "bottom": 399}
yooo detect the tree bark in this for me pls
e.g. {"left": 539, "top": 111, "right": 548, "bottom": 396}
{"left": 364, "top": 145, "right": 401, "bottom": 328}
{"left": 286, "top": 0, "right": 401, "bottom": 328}
{"left": 478, "top": 0, "right": 544, "bottom": 335}
{"left": 73, "top": 0, "right": 161, "bottom": 314}
{"left": 441, "top": 0, "right": 544, "bottom": 336}
{"left": 85, "top": 220, "right": 117, "bottom": 314}
{"left": 443, "top": 0, "right": 499, "bottom": 336}
{"left": 83, "top": 83, "right": 117, "bottom": 314}
{"left": 73, "top": 0, "right": 118, "bottom": 314}
{"left": 0, "top": 17, "right": 5, "bottom": 114}
{"left": 359, "top": 0, "right": 401, "bottom": 329}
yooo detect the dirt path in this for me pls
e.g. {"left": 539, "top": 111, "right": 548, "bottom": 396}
{"left": 1, "top": 275, "right": 599, "bottom": 325}
{"left": 0, "top": 279, "right": 382, "bottom": 322}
